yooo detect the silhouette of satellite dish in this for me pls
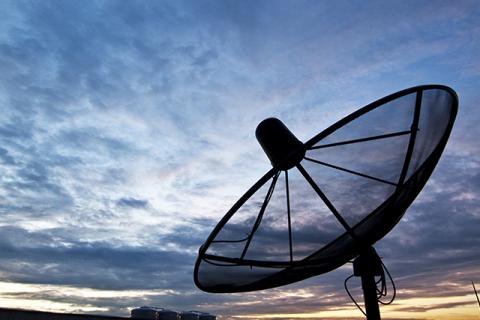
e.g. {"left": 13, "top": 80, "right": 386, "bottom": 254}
{"left": 194, "top": 85, "right": 457, "bottom": 319}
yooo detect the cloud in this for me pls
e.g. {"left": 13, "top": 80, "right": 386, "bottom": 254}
{"left": 0, "top": 0, "right": 479, "bottom": 318}
{"left": 117, "top": 197, "right": 149, "bottom": 209}
{"left": 0, "top": 226, "right": 194, "bottom": 290}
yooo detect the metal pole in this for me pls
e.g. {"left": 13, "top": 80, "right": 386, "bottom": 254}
{"left": 353, "top": 247, "right": 383, "bottom": 320}
{"left": 361, "top": 273, "right": 381, "bottom": 320}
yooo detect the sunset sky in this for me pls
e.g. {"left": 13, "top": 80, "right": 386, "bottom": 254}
{"left": 0, "top": 1, "right": 479, "bottom": 319}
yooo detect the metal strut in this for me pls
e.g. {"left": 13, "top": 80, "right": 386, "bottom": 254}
{"left": 240, "top": 172, "right": 280, "bottom": 259}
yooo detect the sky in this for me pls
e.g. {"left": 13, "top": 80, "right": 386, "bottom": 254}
{"left": 0, "top": 0, "right": 479, "bottom": 319}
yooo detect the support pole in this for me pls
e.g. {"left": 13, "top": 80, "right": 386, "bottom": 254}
{"left": 361, "top": 272, "right": 381, "bottom": 320}
{"left": 353, "top": 247, "right": 383, "bottom": 320}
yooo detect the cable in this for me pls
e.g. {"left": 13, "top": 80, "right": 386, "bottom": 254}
{"left": 344, "top": 256, "right": 397, "bottom": 317}
{"left": 378, "top": 259, "right": 396, "bottom": 305}
{"left": 344, "top": 274, "right": 367, "bottom": 317}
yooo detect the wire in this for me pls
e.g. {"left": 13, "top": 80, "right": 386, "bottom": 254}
{"left": 378, "top": 259, "right": 396, "bottom": 305}
{"left": 376, "top": 274, "right": 386, "bottom": 299}
{"left": 473, "top": 281, "right": 480, "bottom": 309}
{"left": 344, "top": 256, "right": 397, "bottom": 317}
{"left": 344, "top": 274, "right": 367, "bottom": 317}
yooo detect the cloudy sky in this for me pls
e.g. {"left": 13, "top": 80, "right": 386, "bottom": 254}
{"left": 0, "top": 0, "right": 479, "bottom": 319}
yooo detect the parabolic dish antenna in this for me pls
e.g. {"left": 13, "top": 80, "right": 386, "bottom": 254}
{"left": 194, "top": 85, "right": 457, "bottom": 318}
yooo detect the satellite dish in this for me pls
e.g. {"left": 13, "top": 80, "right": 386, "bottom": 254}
{"left": 194, "top": 85, "right": 457, "bottom": 318}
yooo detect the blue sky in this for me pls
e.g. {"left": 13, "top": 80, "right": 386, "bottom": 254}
{"left": 0, "top": 1, "right": 479, "bottom": 319}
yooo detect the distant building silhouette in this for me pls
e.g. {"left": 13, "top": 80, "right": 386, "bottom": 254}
{"left": 0, "top": 307, "right": 216, "bottom": 320}
{"left": 0, "top": 308, "right": 127, "bottom": 320}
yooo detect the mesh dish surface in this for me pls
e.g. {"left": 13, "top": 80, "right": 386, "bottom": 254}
{"left": 194, "top": 85, "right": 458, "bottom": 293}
